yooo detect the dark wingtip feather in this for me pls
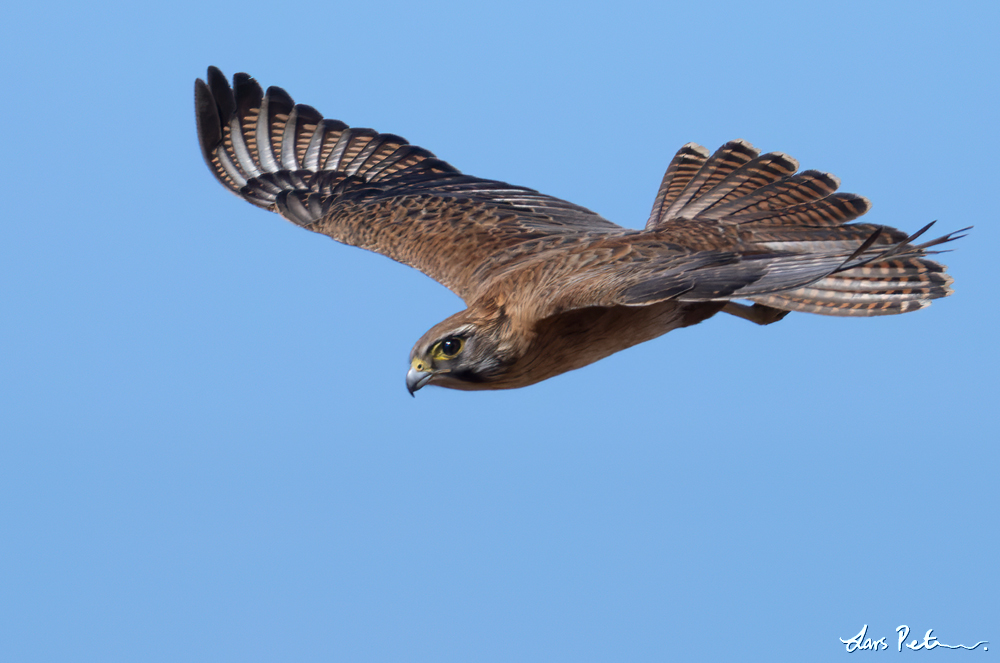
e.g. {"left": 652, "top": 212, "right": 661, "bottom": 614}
{"left": 264, "top": 85, "right": 293, "bottom": 108}
{"left": 233, "top": 73, "right": 263, "bottom": 122}
{"left": 195, "top": 67, "right": 470, "bottom": 225}
{"left": 194, "top": 77, "right": 221, "bottom": 164}
{"left": 206, "top": 66, "right": 235, "bottom": 123}
{"left": 232, "top": 72, "right": 261, "bottom": 98}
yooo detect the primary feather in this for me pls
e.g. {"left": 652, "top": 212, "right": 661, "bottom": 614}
{"left": 196, "top": 67, "right": 964, "bottom": 392}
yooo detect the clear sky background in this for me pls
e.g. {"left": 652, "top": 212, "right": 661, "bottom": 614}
{"left": 2, "top": 1, "right": 996, "bottom": 661}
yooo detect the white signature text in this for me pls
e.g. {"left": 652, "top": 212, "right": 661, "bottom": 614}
{"left": 840, "top": 624, "right": 988, "bottom": 653}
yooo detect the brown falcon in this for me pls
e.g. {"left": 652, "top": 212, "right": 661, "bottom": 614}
{"left": 194, "top": 67, "right": 964, "bottom": 394}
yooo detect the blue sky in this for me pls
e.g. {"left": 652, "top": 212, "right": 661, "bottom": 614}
{"left": 2, "top": 1, "right": 996, "bottom": 661}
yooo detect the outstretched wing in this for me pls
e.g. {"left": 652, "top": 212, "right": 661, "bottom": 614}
{"left": 195, "top": 67, "right": 622, "bottom": 302}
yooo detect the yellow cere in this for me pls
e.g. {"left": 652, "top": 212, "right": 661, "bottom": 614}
{"left": 411, "top": 357, "right": 428, "bottom": 372}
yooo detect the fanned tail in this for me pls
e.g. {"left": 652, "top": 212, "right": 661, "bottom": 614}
{"left": 647, "top": 140, "right": 965, "bottom": 317}
{"left": 750, "top": 225, "right": 968, "bottom": 316}
{"left": 646, "top": 140, "right": 802, "bottom": 230}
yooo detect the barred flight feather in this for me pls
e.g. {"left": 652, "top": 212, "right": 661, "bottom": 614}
{"left": 196, "top": 67, "right": 966, "bottom": 391}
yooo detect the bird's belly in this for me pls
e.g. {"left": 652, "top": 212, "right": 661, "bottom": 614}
{"left": 484, "top": 301, "right": 724, "bottom": 390}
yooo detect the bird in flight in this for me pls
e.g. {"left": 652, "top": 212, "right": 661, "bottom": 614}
{"left": 195, "top": 67, "right": 963, "bottom": 394}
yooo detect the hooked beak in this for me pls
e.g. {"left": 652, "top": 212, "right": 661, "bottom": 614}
{"left": 406, "top": 367, "right": 434, "bottom": 396}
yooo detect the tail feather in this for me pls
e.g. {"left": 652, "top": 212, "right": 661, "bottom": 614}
{"left": 698, "top": 170, "right": 841, "bottom": 221}
{"left": 647, "top": 141, "right": 809, "bottom": 229}
{"left": 659, "top": 140, "right": 762, "bottom": 221}
{"left": 646, "top": 140, "right": 965, "bottom": 317}
{"left": 751, "top": 292, "right": 932, "bottom": 316}
{"left": 745, "top": 223, "right": 908, "bottom": 253}
{"left": 727, "top": 193, "right": 871, "bottom": 227}
{"left": 646, "top": 143, "right": 711, "bottom": 229}
{"left": 647, "top": 141, "right": 870, "bottom": 230}
{"left": 750, "top": 254, "right": 955, "bottom": 317}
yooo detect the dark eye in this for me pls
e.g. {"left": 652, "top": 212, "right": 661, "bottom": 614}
{"left": 433, "top": 336, "right": 464, "bottom": 359}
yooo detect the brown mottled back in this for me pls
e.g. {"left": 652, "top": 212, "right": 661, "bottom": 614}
{"left": 195, "top": 68, "right": 965, "bottom": 393}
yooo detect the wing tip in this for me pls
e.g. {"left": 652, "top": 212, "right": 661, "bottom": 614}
{"left": 193, "top": 77, "right": 220, "bottom": 160}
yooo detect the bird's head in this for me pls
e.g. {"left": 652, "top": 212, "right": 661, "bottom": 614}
{"left": 406, "top": 309, "right": 514, "bottom": 394}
